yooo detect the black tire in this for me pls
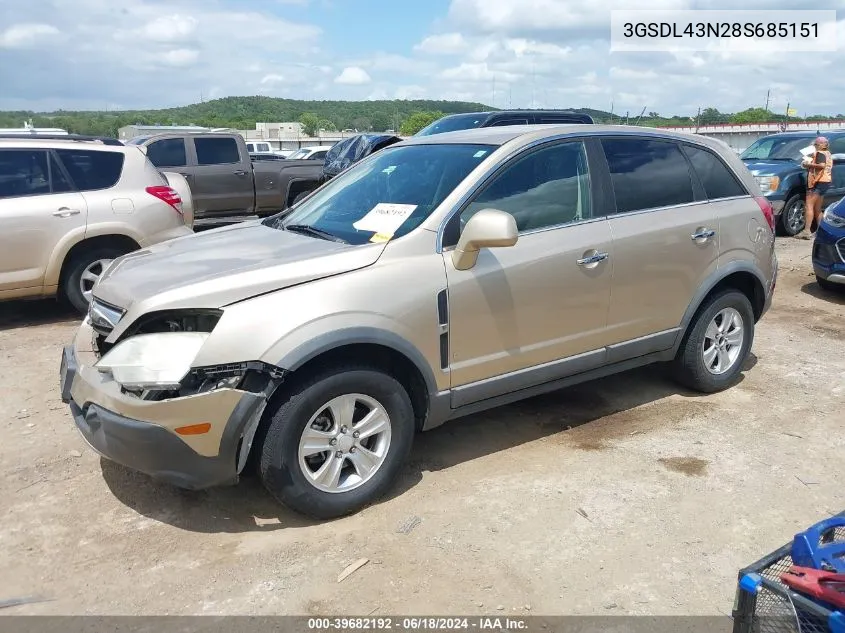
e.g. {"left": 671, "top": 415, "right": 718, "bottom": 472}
{"left": 817, "top": 275, "right": 842, "bottom": 293}
{"left": 259, "top": 365, "right": 415, "bottom": 519}
{"left": 779, "top": 192, "right": 806, "bottom": 236}
{"left": 62, "top": 246, "right": 128, "bottom": 314}
{"left": 291, "top": 190, "right": 310, "bottom": 205}
{"left": 672, "top": 290, "right": 755, "bottom": 394}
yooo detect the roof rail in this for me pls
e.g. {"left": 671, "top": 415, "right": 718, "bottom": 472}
{"left": 0, "top": 133, "right": 124, "bottom": 146}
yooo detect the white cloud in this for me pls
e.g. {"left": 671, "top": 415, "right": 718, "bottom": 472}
{"left": 334, "top": 66, "right": 372, "bottom": 85}
{"left": 138, "top": 15, "right": 198, "bottom": 42}
{"left": 394, "top": 84, "right": 428, "bottom": 99}
{"left": 0, "top": 23, "right": 59, "bottom": 48}
{"left": 414, "top": 32, "right": 468, "bottom": 54}
{"left": 157, "top": 48, "right": 199, "bottom": 67}
{"left": 260, "top": 74, "right": 285, "bottom": 85}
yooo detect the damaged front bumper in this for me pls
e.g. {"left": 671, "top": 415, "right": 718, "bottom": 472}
{"left": 60, "top": 321, "right": 271, "bottom": 490}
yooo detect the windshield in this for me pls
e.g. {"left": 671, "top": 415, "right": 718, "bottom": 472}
{"left": 265, "top": 143, "right": 495, "bottom": 245}
{"left": 415, "top": 113, "right": 489, "bottom": 137}
{"left": 741, "top": 136, "right": 815, "bottom": 161}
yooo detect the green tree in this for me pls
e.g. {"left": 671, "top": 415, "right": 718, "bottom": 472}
{"left": 318, "top": 118, "right": 337, "bottom": 132}
{"left": 400, "top": 110, "right": 443, "bottom": 135}
{"left": 730, "top": 108, "right": 772, "bottom": 124}
{"left": 299, "top": 112, "right": 321, "bottom": 136}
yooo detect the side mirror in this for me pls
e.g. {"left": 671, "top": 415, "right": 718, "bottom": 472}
{"left": 451, "top": 208, "right": 518, "bottom": 271}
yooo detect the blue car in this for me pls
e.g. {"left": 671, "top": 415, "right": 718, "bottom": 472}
{"left": 741, "top": 131, "right": 845, "bottom": 236}
{"left": 813, "top": 197, "right": 845, "bottom": 291}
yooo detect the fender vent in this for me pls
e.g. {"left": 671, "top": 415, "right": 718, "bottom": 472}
{"left": 437, "top": 289, "right": 449, "bottom": 370}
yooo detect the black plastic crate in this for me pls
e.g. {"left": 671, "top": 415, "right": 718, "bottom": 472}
{"left": 732, "top": 515, "right": 845, "bottom": 633}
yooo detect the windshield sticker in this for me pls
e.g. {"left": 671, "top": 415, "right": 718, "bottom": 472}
{"left": 382, "top": 165, "right": 397, "bottom": 174}
{"left": 369, "top": 232, "right": 392, "bottom": 243}
{"left": 353, "top": 203, "right": 417, "bottom": 235}
{"left": 473, "top": 150, "right": 488, "bottom": 158}
{"left": 799, "top": 145, "right": 815, "bottom": 157}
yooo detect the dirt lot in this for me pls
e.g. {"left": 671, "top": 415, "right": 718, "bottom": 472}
{"left": 1, "top": 237, "right": 842, "bottom": 617}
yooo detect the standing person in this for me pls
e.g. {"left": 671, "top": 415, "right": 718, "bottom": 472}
{"left": 797, "top": 136, "right": 832, "bottom": 240}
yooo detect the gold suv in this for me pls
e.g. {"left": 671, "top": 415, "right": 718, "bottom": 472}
{"left": 0, "top": 136, "right": 193, "bottom": 312}
{"left": 60, "top": 125, "right": 777, "bottom": 518}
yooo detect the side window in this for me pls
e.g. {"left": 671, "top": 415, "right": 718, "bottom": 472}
{"left": 49, "top": 154, "right": 73, "bottom": 193}
{"left": 682, "top": 145, "right": 746, "bottom": 199}
{"left": 489, "top": 118, "right": 530, "bottom": 127}
{"left": 460, "top": 141, "right": 592, "bottom": 233}
{"left": 829, "top": 137, "right": 845, "bottom": 155}
{"left": 246, "top": 143, "right": 255, "bottom": 152}
{"left": 146, "top": 138, "right": 187, "bottom": 168}
{"left": 311, "top": 151, "right": 327, "bottom": 160}
{"left": 601, "top": 138, "right": 694, "bottom": 213}
{"left": 194, "top": 137, "right": 241, "bottom": 165}
{"left": 0, "top": 150, "right": 50, "bottom": 197}
{"left": 55, "top": 149, "right": 124, "bottom": 191}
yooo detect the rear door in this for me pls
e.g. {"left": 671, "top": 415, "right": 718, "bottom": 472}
{"left": 599, "top": 136, "right": 720, "bottom": 352}
{"left": 0, "top": 148, "right": 87, "bottom": 292}
{"left": 186, "top": 135, "right": 254, "bottom": 217}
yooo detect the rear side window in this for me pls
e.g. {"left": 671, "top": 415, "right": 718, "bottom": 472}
{"left": 194, "top": 137, "right": 240, "bottom": 165}
{"left": 55, "top": 149, "right": 124, "bottom": 191}
{"left": 830, "top": 136, "right": 845, "bottom": 155}
{"left": 488, "top": 118, "right": 530, "bottom": 127}
{"left": 682, "top": 145, "right": 746, "bottom": 199}
{"left": 601, "top": 138, "right": 694, "bottom": 213}
{"left": 0, "top": 149, "right": 50, "bottom": 197}
{"left": 146, "top": 138, "right": 187, "bottom": 168}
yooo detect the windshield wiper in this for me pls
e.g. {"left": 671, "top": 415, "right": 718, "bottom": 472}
{"left": 284, "top": 224, "right": 348, "bottom": 243}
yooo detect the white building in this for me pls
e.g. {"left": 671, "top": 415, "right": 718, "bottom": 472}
{"left": 657, "top": 120, "right": 845, "bottom": 153}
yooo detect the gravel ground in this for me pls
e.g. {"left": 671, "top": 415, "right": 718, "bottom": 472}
{"left": 0, "top": 236, "right": 842, "bottom": 616}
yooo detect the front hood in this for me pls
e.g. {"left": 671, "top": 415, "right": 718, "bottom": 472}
{"left": 94, "top": 221, "right": 386, "bottom": 312}
{"left": 741, "top": 159, "right": 800, "bottom": 177}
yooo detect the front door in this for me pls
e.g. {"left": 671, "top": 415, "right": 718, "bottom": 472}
{"left": 186, "top": 135, "right": 254, "bottom": 217}
{"left": 825, "top": 135, "right": 845, "bottom": 206}
{"left": 0, "top": 149, "right": 87, "bottom": 292}
{"left": 442, "top": 140, "right": 613, "bottom": 406}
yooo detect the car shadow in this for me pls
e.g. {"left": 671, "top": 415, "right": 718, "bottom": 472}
{"left": 101, "top": 358, "right": 754, "bottom": 533}
{"left": 801, "top": 281, "right": 845, "bottom": 305}
{"left": 0, "top": 299, "right": 79, "bottom": 332}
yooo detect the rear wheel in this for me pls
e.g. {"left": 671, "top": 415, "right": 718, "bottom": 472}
{"left": 259, "top": 365, "right": 415, "bottom": 519}
{"left": 672, "top": 290, "right": 755, "bottom": 393}
{"left": 62, "top": 246, "right": 127, "bottom": 314}
{"left": 780, "top": 193, "right": 805, "bottom": 236}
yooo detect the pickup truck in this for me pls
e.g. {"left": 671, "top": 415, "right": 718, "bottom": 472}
{"left": 740, "top": 130, "right": 845, "bottom": 235}
{"left": 127, "top": 132, "right": 324, "bottom": 227}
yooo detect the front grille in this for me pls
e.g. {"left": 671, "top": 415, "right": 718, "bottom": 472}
{"left": 837, "top": 238, "right": 845, "bottom": 263}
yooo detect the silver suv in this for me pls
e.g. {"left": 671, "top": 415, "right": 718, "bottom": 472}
{"left": 0, "top": 136, "right": 194, "bottom": 312}
{"left": 60, "top": 125, "right": 777, "bottom": 518}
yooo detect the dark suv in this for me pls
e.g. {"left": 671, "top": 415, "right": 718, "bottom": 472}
{"left": 740, "top": 130, "right": 845, "bottom": 235}
{"left": 415, "top": 110, "right": 594, "bottom": 137}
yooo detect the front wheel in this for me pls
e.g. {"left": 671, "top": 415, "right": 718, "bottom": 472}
{"left": 672, "top": 290, "right": 755, "bottom": 393}
{"left": 780, "top": 193, "right": 806, "bottom": 236}
{"left": 259, "top": 366, "right": 415, "bottom": 519}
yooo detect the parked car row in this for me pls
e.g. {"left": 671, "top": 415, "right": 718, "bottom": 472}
{"left": 58, "top": 123, "right": 778, "bottom": 519}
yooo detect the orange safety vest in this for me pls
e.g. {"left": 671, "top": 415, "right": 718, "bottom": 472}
{"left": 809, "top": 149, "right": 832, "bottom": 187}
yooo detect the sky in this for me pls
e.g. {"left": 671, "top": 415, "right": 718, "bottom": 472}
{"left": 0, "top": 0, "right": 844, "bottom": 116}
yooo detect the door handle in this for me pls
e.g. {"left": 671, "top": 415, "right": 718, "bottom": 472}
{"left": 691, "top": 228, "right": 716, "bottom": 242}
{"left": 53, "top": 208, "right": 80, "bottom": 218}
{"left": 234, "top": 170, "right": 248, "bottom": 177}
{"left": 576, "top": 252, "right": 609, "bottom": 266}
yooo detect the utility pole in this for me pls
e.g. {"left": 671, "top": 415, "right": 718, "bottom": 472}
{"left": 764, "top": 89, "right": 770, "bottom": 112}
{"left": 492, "top": 75, "right": 496, "bottom": 108}
{"left": 634, "top": 106, "right": 647, "bottom": 126}
{"left": 695, "top": 106, "right": 701, "bottom": 132}
{"left": 625, "top": 111, "right": 630, "bottom": 125}
{"left": 610, "top": 100, "right": 614, "bottom": 124}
